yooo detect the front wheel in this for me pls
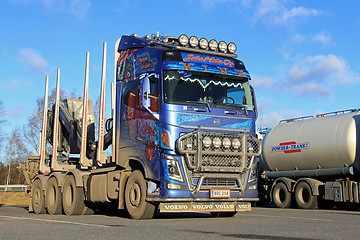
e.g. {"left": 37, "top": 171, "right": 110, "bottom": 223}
{"left": 125, "top": 170, "right": 156, "bottom": 220}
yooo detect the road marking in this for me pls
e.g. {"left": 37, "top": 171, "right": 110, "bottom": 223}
{"left": 0, "top": 215, "right": 111, "bottom": 228}
{"left": 242, "top": 213, "right": 333, "bottom": 222}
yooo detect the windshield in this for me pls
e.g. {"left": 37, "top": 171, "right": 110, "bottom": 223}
{"left": 163, "top": 70, "right": 254, "bottom": 110}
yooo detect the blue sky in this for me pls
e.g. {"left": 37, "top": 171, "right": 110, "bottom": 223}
{"left": 1, "top": 0, "right": 360, "bottom": 136}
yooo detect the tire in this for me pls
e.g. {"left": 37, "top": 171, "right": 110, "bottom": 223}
{"left": 45, "top": 177, "right": 62, "bottom": 215}
{"left": 210, "top": 212, "right": 237, "bottom": 217}
{"left": 272, "top": 182, "right": 291, "bottom": 208}
{"left": 32, "top": 179, "right": 46, "bottom": 214}
{"left": 62, "top": 175, "right": 86, "bottom": 215}
{"left": 294, "top": 181, "right": 318, "bottom": 209}
{"left": 125, "top": 170, "right": 156, "bottom": 220}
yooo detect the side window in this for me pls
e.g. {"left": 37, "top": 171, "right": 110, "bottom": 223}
{"left": 149, "top": 75, "right": 159, "bottom": 112}
{"left": 123, "top": 80, "right": 139, "bottom": 108}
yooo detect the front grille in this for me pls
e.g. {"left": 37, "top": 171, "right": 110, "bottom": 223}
{"left": 177, "top": 132, "right": 261, "bottom": 173}
{"left": 202, "top": 178, "right": 237, "bottom": 187}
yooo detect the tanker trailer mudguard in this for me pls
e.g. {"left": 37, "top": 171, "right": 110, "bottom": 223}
{"left": 115, "top": 34, "right": 261, "bottom": 213}
{"left": 25, "top": 33, "right": 262, "bottom": 219}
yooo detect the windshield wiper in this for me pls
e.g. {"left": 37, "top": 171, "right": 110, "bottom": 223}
{"left": 218, "top": 103, "right": 248, "bottom": 116}
{"left": 186, "top": 101, "right": 212, "bottom": 112}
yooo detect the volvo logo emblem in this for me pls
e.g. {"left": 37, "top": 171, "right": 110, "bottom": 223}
{"left": 213, "top": 119, "right": 221, "bottom": 125}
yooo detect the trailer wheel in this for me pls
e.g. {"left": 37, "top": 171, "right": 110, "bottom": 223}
{"left": 125, "top": 170, "right": 156, "bottom": 220}
{"left": 210, "top": 212, "right": 237, "bottom": 217}
{"left": 62, "top": 175, "right": 86, "bottom": 215}
{"left": 295, "top": 181, "right": 318, "bottom": 209}
{"left": 32, "top": 179, "right": 46, "bottom": 214}
{"left": 272, "top": 182, "right": 291, "bottom": 208}
{"left": 45, "top": 177, "right": 62, "bottom": 215}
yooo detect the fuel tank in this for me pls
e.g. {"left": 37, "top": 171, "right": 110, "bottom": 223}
{"left": 261, "top": 110, "right": 360, "bottom": 173}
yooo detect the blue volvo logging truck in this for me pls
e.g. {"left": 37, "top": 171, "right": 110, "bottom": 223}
{"left": 25, "top": 33, "right": 261, "bottom": 219}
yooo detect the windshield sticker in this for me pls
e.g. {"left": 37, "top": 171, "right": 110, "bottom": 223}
{"left": 164, "top": 75, "right": 243, "bottom": 91}
{"left": 182, "top": 53, "right": 234, "bottom": 68}
{"left": 271, "top": 141, "right": 310, "bottom": 154}
{"left": 163, "top": 62, "right": 250, "bottom": 78}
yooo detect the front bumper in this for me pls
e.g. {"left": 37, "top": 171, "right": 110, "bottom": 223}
{"left": 157, "top": 200, "right": 252, "bottom": 213}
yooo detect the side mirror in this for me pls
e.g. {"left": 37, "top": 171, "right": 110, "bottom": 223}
{"left": 140, "top": 73, "right": 159, "bottom": 119}
{"left": 250, "top": 85, "right": 258, "bottom": 120}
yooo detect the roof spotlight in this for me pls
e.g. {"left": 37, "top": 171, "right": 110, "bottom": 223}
{"left": 199, "top": 38, "right": 208, "bottom": 50}
{"left": 208, "top": 39, "right": 218, "bottom": 51}
{"left": 227, "top": 42, "right": 237, "bottom": 54}
{"left": 179, "top": 34, "right": 189, "bottom": 46}
{"left": 218, "top": 41, "right": 227, "bottom": 53}
{"left": 189, "top": 36, "right": 199, "bottom": 48}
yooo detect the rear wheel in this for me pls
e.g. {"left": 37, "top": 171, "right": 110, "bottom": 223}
{"left": 295, "top": 181, "right": 318, "bottom": 209}
{"left": 62, "top": 175, "right": 86, "bottom": 215}
{"left": 210, "top": 212, "right": 237, "bottom": 217}
{"left": 32, "top": 179, "right": 46, "bottom": 214}
{"left": 125, "top": 170, "right": 156, "bottom": 220}
{"left": 45, "top": 177, "right": 62, "bottom": 215}
{"left": 272, "top": 182, "right": 291, "bottom": 208}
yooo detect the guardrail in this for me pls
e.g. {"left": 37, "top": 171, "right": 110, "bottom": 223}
{"left": 0, "top": 185, "right": 27, "bottom": 192}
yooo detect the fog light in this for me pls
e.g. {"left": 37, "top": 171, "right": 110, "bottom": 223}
{"left": 219, "top": 41, "right": 227, "bottom": 53}
{"left": 199, "top": 38, "right": 208, "bottom": 49}
{"left": 232, "top": 138, "right": 241, "bottom": 149}
{"left": 228, "top": 42, "right": 237, "bottom": 54}
{"left": 189, "top": 36, "right": 198, "bottom": 48}
{"left": 223, "top": 137, "right": 231, "bottom": 149}
{"left": 209, "top": 39, "right": 218, "bottom": 51}
{"left": 179, "top": 34, "right": 189, "bottom": 46}
{"left": 203, "top": 136, "right": 212, "bottom": 148}
{"left": 213, "top": 137, "right": 221, "bottom": 148}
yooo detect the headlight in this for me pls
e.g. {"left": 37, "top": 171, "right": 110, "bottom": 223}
{"left": 228, "top": 42, "right": 237, "bottom": 54}
{"left": 223, "top": 137, "right": 231, "bottom": 149}
{"left": 218, "top": 41, "right": 227, "bottom": 53}
{"left": 248, "top": 162, "right": 257, "bottom": 183}
{"left": 232, "top": 138, "right": 241, "bottom": 149}
{"left": 213, "top": 137, "right": 221, "bottom": 148}
{"left": 179, "top": 34, "right": 188, "bottom": 46}
{"left": 202, "top": 136, "right": 212, "bottom": 148}
{"left": 189, "top": 36, "right": 198, "bottom": 48}
{"left": 199, "top": 38, "right": 208, "bottom": 49}
{"left": 165, "top": 157, "right": 184, "bottom": 182}
{"left": 208, "top": 39, "right": 218, "bottom": 51}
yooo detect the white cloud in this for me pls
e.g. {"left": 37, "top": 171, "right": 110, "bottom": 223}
{"left": 17, "top": 48, "right": 49, "bottom": 74}
{"left": 311, "top": 32, "right": 332, "bottom": 47}
{"left": 287, "top": 54, "right": 360, "bottom": 85}
{"left": 253, "top": 0, "right": 322, "bottom": 28}
{"left": 68, "top": 0, "right": 91, "bottom": 20}
{"left": 251, "top": 74, "right": 274, "bottom": 88}
{"left": 256, "top": 109, "right": 305, "bottom": 128}
{"left": 288, "top": 82, "right": 331, "bottom": 97}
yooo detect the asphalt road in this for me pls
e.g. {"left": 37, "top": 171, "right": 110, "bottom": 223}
{"left": 0, "top": 206, "right": 359, "bottom": 240}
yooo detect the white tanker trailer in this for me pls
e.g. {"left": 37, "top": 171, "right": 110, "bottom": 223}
{"left": 258, "top": 109, "right": 360, "bottom": 209}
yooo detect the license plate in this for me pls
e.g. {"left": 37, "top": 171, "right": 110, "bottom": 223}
{"left": 210, "top": 189, "right": 230, "bottom": 198}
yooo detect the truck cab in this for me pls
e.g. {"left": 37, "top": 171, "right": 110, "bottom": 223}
{"left": 113, "top": 34, "right": 261, "bottom": 214}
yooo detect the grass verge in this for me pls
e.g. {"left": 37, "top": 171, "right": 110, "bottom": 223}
{"left": 0, "top": 192, "right": 29, "bottom": 206}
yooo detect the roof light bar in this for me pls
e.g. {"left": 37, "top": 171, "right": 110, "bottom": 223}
{"left": 166, "top": 34, "right": 238, "bottom": 54}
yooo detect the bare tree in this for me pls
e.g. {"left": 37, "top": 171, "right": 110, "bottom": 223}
{"left": 0, "top": 101, "right": 6, "bottom": 149}
{"left": 4, "top": 128, "right": 29, "bottom": 184}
